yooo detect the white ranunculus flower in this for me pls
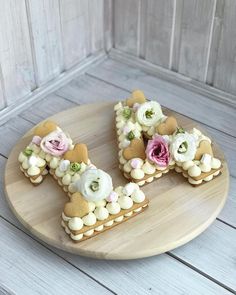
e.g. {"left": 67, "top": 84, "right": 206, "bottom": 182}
{"left": 136, "top": 101, "right": 164, "bottom": 127}
{"left": 170, "top": 133, "right": 197, "bottom": 162}
{"left": 75, "top": 168, "right": 113, "bottom": 202}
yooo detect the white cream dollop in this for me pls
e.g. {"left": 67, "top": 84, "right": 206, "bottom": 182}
{"left": 123, "top": 182, "right": 139, "bottom": 196}
{"left": 118, "top": 196, "right": 133, "bottom": 209}
{"left": 27, "top": 166, "right": 40, "bottom": 176}
{"left": 131, "top": 190, "right": 145, "bottom": 203}
{"left": 94, "top": 207, "right": 109, "bottom": 220}
{"left": 82, "top": 212, "right": 97, "bottom": 226}
{"left": 131, "top": 169, "right": 145, "bottom": 180}
{"left": 211, "top": 158, "right": 221, "bottom": 169}
{"left": 62, "top": 174, "right": 72, "bottom": 185}
{"left": 68, "top": 217, "right": 83, "bottom": 231}
{"left": 59, "top": 159, "right": 70, "bottom": 172}
{"left": 188, "top": 165, "right": 201, "bottom": 177}
{"left": 50, "top": 157, "right": 59, "bottom": 169}
{"left": 142, "top": 161, "right": 156, "bottom": 175}
{"left": 106, "top": 202, "right": 121, "bottom": 215}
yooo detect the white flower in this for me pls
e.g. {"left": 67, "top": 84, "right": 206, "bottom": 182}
{"left": 170, "top": 133, "right": 197, "bottom": 162}
{"left": 75, "top": 168, "right": 113, "bottom": 202}
{"left": 136, "top": 101, "right": 163, "bottom": 127}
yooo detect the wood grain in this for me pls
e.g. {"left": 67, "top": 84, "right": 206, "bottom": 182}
{"left": 173, "top": 0, "right": 216, "bottom": 81}
{"left": 114, "top": 0, "right": 141, "bottom": 55}
{"left": 0, "top": 0, "right": 35, "bottom": 105}
{"left": 59, "top": 0, "right": 88, "bottom": 69}
{"left": 88, "top": 0, "right": 104, "bottom": 53}
{"left": 5, "top": 102, "right": 229, "bottom": 259}
{"left": 0, "top": 218, "right": 111, "bottom": 295}
{"left": 213, "top": 0, "right": 236, "bottom": 94}
{"left": 145, "top": 0, "right": 174, "bottom": 68}
{"left": 26, "top": 0, "right": 63, "bottom": 85}
{"left": 87, "top": 59, "right": 236, "bottom": 137}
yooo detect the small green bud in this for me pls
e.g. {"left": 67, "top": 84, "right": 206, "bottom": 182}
{"left": 70, "top": 162, "right": 81, "bottom": 172}
{"left": 23, "top": 148, "right": 33, "bottom": 157}
{"left": 122, "top": 108, "right": 132, "bottom": 119}
{"left": 90, "top": 180, "right": 99, "bottom": 192}
{"left": 127, "top": 131, "right": 135, "bottom": 141}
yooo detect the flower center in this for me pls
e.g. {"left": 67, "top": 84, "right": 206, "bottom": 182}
{"left": 145, "top": 108, "right": 154, "bottom": 119}
{"left": 127, "top": 131, "right": 135, "bottom": 140}
{"left": 178, "top": 141, "right": 188, "bottom": 154}
{"left": 153, "top": 146, "right": 161, "bottom": 156}
{"left": 90, "top": 180, "right": 99, "bottom": 192}
{"left": 176, "top": 127, "right": 185, "bottom": 134}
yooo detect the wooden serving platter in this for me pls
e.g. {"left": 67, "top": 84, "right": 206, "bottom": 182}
{"left": 4, "top": 102, "right": 229, "bottom": 260}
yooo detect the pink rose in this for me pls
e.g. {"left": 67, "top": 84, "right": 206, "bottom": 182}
{"left": 40, "top": 130, "right": 69, "bottom": 156}
{"left": 146, "top": 135, "right": 170, "bottom": 167}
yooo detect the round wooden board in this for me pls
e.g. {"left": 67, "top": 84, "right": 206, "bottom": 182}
{"left": 4, "top": 102, "right": 229, "bottom": 260}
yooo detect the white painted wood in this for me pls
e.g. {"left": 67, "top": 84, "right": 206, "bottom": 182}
{"left": 206, "top": 0, "right": 225, "bottom": 85}
{"left": 0, "top": 116, "right": 34, "bottom": 157}
{"left": 59, "top": 0, "right": 89, "bottom": 69}
{"left": 172, "top": 220, "right": 236, "bottom": 292}
{"left": 0, "top": 218, "right": 111, "bottom": 295}
{"left": 0, "top": 0, "right": 35, "bottom": 105}
{"left": 145, "top": 0, "right": 174, "bottom": 68}
{"left": 0, "top": 51, "right": 106, "bottom": 126}
{"left": 20, "top": 94, "right": 76, "bottom": 124}
{"left": 109, "top": 49, "right": 236, "bottom": 108}
{"left": 114, "top": 0, "right": 141, "bottom": 55}
{"left": 0, "top": 66, "right": 5, "bottom": 110}
{"left": 219, "top": 176, "right": 236, "bottom": 228}
{"left": 174, "top": 0, "right": 216, "bottom": 81}
{"left": 213, "top": 0, "right": 236, "bottom": 95}
{"left": 88, "top": 0, "right": 104, "bottom": 53}
{"left": 26, "top": 0, "right": 63, "bottom": 85}
{"left": 87, "top": 58, "right": 236, "bottom": 137}
{"left": 55, "top": 74, "right": 128, "bottom": 104}
{"left": 57, "top": 248, "right": 231, "bottom": 295}
{"left": 104, "top": 0, "right": 113, "bottom": 52}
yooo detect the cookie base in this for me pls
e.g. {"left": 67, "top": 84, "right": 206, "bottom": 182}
{"left": 62, "top": 199, "right": 149, "bottom": 242}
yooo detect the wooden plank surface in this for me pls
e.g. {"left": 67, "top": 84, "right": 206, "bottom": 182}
{"left": 0, "top": 0, "right": 35, "bottom": 105}
{"left": 213, "top": 0, "right": 236, "bottom": 95}
{"left": 0, "top": 218, "right": 111, "bottom": 295}
{"left": 20, "top": 93, "right": 76, "bottom": 124}
{"left": 26, "top": 0, "right": 63, "bottom": 85}
{"left": 114, "top": 0, "right": 141, "bottom": 56}
{"left": 145, "top": 0, "right": 174, "bottom": 68}
{"left": 87, "top": 59, "right": 236, "bottom": 137}
{"left": 172, "top": 220, "right": 236, "bottom": 292}
{"left": 55, "top": 74, "right": 128, "bottom": 104}
{"left": 104, "top": 0, "right": 113, "bottom": 51}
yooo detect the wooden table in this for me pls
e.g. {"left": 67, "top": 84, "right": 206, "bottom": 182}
{"left": 0, "top": 58, "right": 235, "bottom": 294}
